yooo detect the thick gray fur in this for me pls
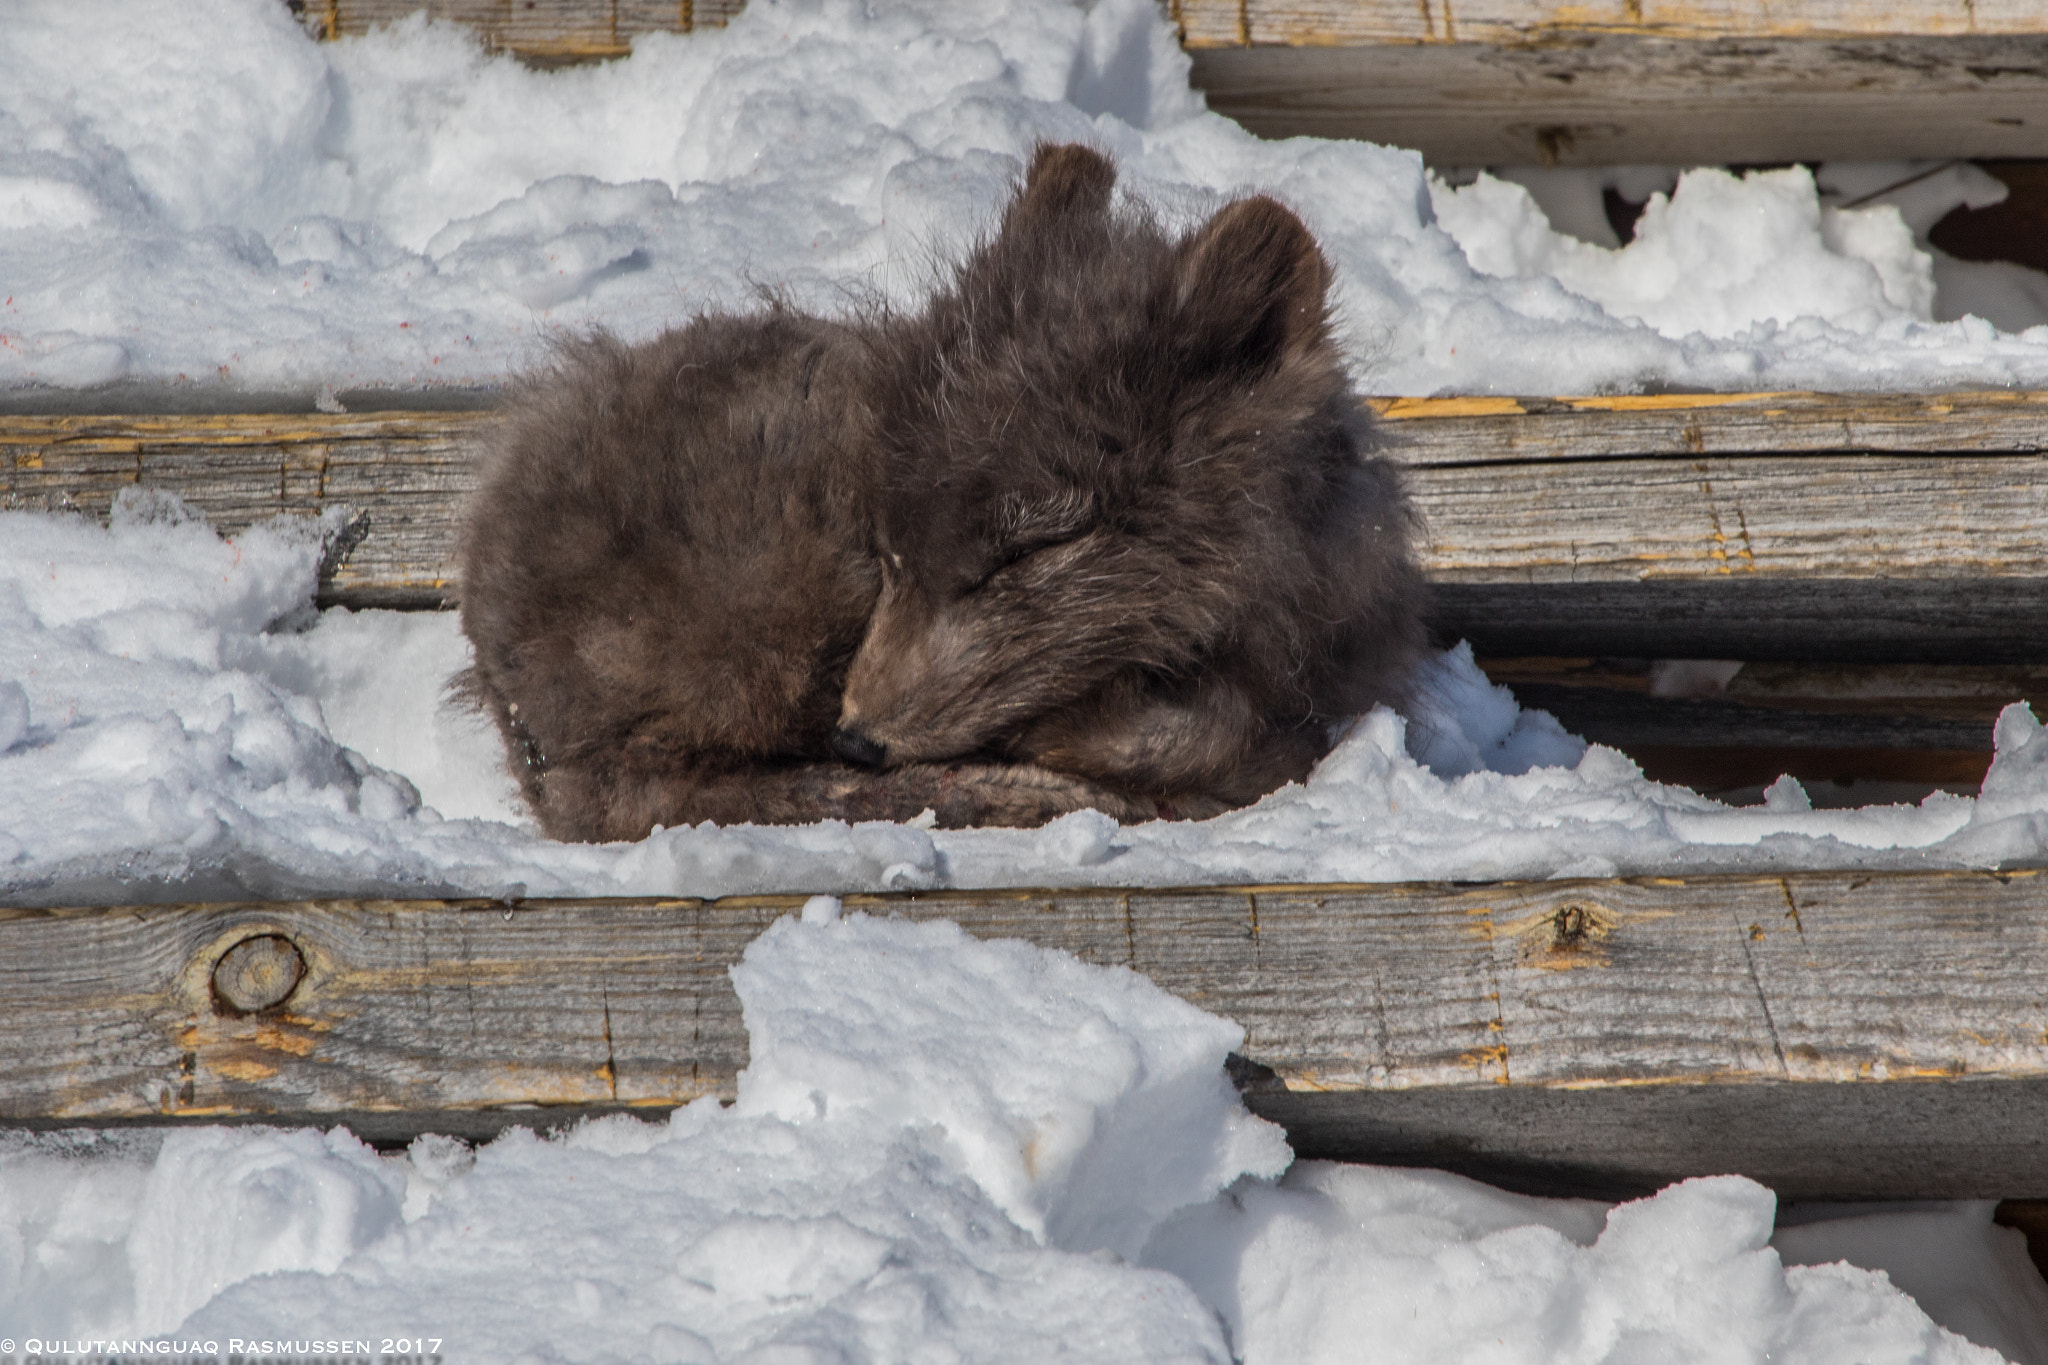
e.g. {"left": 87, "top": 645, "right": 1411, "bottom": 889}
{"left": 457, "top": 143, "right": 1425, "bottom": 841}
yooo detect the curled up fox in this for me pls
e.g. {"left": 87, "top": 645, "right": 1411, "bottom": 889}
{"left": 456, "top": 143, "right": 1426, "bottom": 841}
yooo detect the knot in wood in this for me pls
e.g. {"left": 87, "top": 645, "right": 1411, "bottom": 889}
{"left": 211, "top": 934, "right": 305, "bottom": 1015}
{"left": 1551, "top": 902, "right": 1595, "bottom": 948}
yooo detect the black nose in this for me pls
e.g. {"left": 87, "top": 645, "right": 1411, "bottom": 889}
{"left": 830, "top": 725, "right": 887, "bottom": 768}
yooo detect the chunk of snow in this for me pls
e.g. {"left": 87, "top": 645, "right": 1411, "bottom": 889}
{"left": 7, "top": 0, "right": 2048, "bottom": 397}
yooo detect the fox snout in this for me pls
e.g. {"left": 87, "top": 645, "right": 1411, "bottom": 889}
{"left": 836, "top": 583, "right": 1015, "bottom": 767}
{"left": 829, "top": 724, "right": 888, "bottom": 768}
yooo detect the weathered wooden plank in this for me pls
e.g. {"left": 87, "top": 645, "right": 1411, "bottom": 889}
{"left": 0, "top": 412, "right": 487, "bottom": 608}
{"left": 1416, "top": 452, "right": 2048, "bottom": 582}
{"left": 10, "top": 397, "right": 2048, "bottom": 657}
{"left": 290, "top": 0, "right": 747, "bottom": 57}
{"left": 6, "top": 871, "right": 2048, "bottom": 1197}
{"left": 1370, "top": 392, "right": 2048, "bottom": 464}
{"left": 1185, "top": 34, "right": 2048, "bottom": 164}
{"left": 1175, "top": 1, "right": 2048, "bottom": 46}
{"left": 290, "top": 0, "right": 2048, "bottom": 53}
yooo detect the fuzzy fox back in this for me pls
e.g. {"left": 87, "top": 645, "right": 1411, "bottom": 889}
{"left": 457, "top": 144, "right": 1425, "bottom": 840}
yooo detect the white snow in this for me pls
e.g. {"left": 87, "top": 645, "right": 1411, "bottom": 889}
{"left": 10, "top": 499, "right": 2048, "bottom": 906}
{"left": 7, "top": 0, "right": 2048, "bottom": 401}
{"left": 3, "top": 912, "right": 2038, "bottom": 1364}
{"left": 8, "top": 4, "right": 2048, "bottom": 1361}
{"left": 1150, "top": 1164, "right": 2048, "bottom": 1365}
{"left": 8, "top": 0, "right": 2046, "bottom": 906}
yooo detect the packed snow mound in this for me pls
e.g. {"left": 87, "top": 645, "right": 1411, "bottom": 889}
{"left": 5, "top": 0, "right": 2048, "bottom": 399}
{"left": 7, "top": 502, "right": 2048, "bottom": 905}
{"left": 1433, "top": 166, "right": 1935, "bottom": 340}
{"left": 733, "top": 909, "right": 1291, "bottom": 1260}
{"left": 1, "top": 914, "right": 2029, "bottom": 1363}
{"left": 2, "top": 913, "right": 1275, "bottom": 1362}
{"left": 1147, "top": 1164, "right": 2041, "bottom": 1364}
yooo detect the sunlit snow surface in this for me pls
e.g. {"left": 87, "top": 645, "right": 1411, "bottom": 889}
{"left": 6, "top": 0, "right": 2048, "bottom": 398}
{"left": 9, "top": 5, "right": 2048, "bottom": 1361}
{"left": 9, "top": 498, "right": 2048, "bottom": 906}
{"left": 6, "top": 912, "right": 2046, "bottom": 1364}
{"left": 8, "top": 506, "right": 2046, "bottom": 1358}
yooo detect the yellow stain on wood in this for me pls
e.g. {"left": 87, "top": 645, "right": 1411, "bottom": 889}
{"left": 1549, "top": 1071, "right": 1784, "bottom": 1090}
{"left": 1362, "top": 390, "right": 2048, "bottom": 423}
{"left": 0, "top": 411, "right": 491, "bottom": 449}
{"left": 178, "top": 1015, "right": 334, "bottom": 1052}
{"left": 1271, "top": 1068, "right": 1342, "bottom": 1093}
{"left": 1562, "top": 392, "right": 1802, "bottom": 412}
{"left": 249, "top": 1022, "right": 323, "bottom": 1056}
{"left": 1370, "top": 395, "right": 1529, "bottom": 419}
{"left": 1459, "top": 1043, "right": 1513, "bottom": 1083}
{"left": 210, "top": 1057, "right": 281, "bottom": 1083}
{"left": 1856, "top": 1059, "right": 1974, "bottom": 1080}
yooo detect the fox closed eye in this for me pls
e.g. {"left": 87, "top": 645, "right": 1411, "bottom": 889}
{"left": 966, "top": 536, "right": 1070, "bottom": 593}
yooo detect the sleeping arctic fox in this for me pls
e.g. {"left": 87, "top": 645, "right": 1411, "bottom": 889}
{"left": 457, "top": 143, "right": 1425, "bottom": 841}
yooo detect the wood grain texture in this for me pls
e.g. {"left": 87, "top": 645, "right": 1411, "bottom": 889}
{"left": 1185, "top": 34, "right": 2048, "bottom": 164}
{"left": 6, "top": 871, "right": 2048, "bottom": 1197}
{"left": 1177, "top": 1, "right": 2048, "bottom": 46}
{"left": 8, "top": 396, "right": 2045, "bottom": 658}
{"left": 0, "top": 411, "right": 489, "bottom": 608}
{"left": 290, "top": 0, "right": 746, "bottom": 56}
{"left": 1414, "top": 452, "right": 2048, "bottom": 582}
{"left": 1368, "top": 392, "right": 2048, "bottom": 463}
{"left": 291, "top": 0, "right": 2048, "bottom": 52}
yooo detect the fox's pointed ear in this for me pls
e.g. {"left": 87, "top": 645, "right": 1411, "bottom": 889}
{"left": 1173, "top": 196, "right": 1332, "bottom": 371}
{"left": 1006, "top": 142, "right": 1117, "bottom": 228}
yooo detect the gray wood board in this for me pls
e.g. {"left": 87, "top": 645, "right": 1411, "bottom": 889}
{"left": 6, "top": 871, "right": 2048, "bottom": 1196}
{"left": 7, "top": 403, "right": 2047, "bottom": 658}
{"left": 1173, "top": 0, "right": 2048, "bottom": 46}
{"left": 0, "top": 412, "right": 486, "bottom": 608}
{"left": 1186, "top": 34, "right": 2048, "bottom": 165}
{"left": 289, "top": 0, "right": 747, "bottom": 53}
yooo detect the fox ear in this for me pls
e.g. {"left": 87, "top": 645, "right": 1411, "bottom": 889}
{"left": 1006, "top": 142, "right": 1117, "bottom": 228}
{"left": 1173, "top": 196, "right": 1332, "bottom": 371}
